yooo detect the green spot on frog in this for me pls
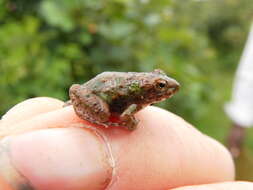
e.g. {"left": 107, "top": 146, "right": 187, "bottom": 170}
{"left": 129, "top": 81, "right": 141, "bottom": 93}
{"left": 115, "top": 77, "right": 123, "bottom": 86}
{"left": 93, "top": 80, "right": 104, "bottom": 90}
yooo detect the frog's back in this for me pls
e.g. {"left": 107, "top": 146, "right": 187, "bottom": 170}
{"left": 85, "top": 71, "right": 137, "bottom": 92}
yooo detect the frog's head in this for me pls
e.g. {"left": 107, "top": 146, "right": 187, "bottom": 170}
{"left": 140, "top": 69, "right": 180, "bottom": 103}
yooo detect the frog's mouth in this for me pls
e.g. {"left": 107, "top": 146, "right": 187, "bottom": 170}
{"left": 167, "top": 84, "right": 180, "bottom": 95}
{"left": 143, "top": 81, "right": 180, "bottom": 104}
{"left": 156, "top": 84, "right": 180, "bottom": 101}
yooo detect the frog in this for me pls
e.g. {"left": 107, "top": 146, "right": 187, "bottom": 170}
{"left": 67, "top": 69, "right": 180, "bottom": 131}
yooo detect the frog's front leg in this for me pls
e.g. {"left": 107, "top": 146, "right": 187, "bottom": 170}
{"left": 70, "top": 84, "right": 110, "bottom": 125}
{"left": 120, "top": 104, "right": 139, "bottom": 130}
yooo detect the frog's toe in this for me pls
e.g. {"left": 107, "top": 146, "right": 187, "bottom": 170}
{"left": 122, "top": 118, "right": 139, "bottom": 131}
{"left": 125, "top": 123, "right": 137, "bottom": 131}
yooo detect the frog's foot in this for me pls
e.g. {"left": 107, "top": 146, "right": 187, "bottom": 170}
{"left": 113, "top": 104, "right": 139, "bottom": 130}
{"left": 94, "top": 115, "right": 138, "bottom": 131}
{"left": 119, "top": 115, "right": 139, "bottom": 131}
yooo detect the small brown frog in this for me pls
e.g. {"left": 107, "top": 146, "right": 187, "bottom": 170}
{"left": 67, "top": 69, "right": 180, "bottom": 130}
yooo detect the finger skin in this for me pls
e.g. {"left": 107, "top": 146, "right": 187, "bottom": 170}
{"left": 171, "top": 181, "right": 253, "bottom": 190}
{"left": 103, "top": 106, "right": 234, "bottom": 190}
{"left": 0, "top": 177, "right": 13, "bottom": 190}
{"left": 1, "top": 97, "right": 64, "bottom": 127}
{"left": 9, "top": 128, "right": 113, "bottom": 190}
{"left": 1, "top": 98, "right": 113, "bottom": 190}
{"left": 0, "top": 98, "right": 235, "bottom": 190}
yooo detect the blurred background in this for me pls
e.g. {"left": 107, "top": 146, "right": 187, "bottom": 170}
{"left": 0, "top": 0, "right": 253, "bottom": 180}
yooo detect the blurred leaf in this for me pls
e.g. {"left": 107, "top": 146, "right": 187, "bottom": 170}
{"left": 40, "top": 1, "right": 74, "bottom": 31}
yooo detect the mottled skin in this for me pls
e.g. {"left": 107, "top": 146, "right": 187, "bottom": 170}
{"left": 68, "top": 69, "right": 180, "bottom": 130}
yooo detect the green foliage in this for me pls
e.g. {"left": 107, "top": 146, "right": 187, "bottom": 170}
{"left": 1, "top": 0, "right": 253, "bottom": 179}
{"left": 0, "top": 0, "right": 252, "bottom": 128}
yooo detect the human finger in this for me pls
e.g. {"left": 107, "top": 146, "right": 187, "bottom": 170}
{"left": 0, "top": 100, "right": 235, "bottom": 190}
{"left": 1, "top": 97, "right": 64, "bottom": 127}
{"left": 0, "top": 98, "right": 114, "bottom": 190}
{"left": 171, "top": 181, "right": 253, "bottom": 190}
{"left": 101, "top": 106, "right": 235, "bottom": 190}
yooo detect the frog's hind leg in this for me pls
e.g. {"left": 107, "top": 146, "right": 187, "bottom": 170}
{"left": 70, "top": 87, "right": 110, "bottom": 125}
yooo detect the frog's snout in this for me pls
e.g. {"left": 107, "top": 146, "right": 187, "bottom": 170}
{"left": 168, "top": 79, "right": 180, "bottom": 94}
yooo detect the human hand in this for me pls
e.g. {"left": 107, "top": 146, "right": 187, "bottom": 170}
{"left": 0, "top": 97, "right": 252, "bottom": 190}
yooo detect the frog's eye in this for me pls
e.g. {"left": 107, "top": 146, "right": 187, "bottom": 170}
{"left": 156, "top": 80, "right": 167, "bottom": 89}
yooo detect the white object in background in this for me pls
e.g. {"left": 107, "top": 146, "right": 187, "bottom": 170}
{"left": 225, "top": 24, "right": 253, "bottom": 127}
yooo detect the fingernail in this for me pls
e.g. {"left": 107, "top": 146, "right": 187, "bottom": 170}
{"left": 1, "top": 126, "right": 114, "bottom": 190}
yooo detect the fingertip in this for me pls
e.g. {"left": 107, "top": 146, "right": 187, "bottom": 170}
{"left": 1, "top": 97, "right": 65, "bottom": 126}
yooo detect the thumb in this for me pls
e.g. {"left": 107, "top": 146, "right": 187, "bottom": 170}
{"left": 0, "top": 127, "right": 113, "bottom": 190}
